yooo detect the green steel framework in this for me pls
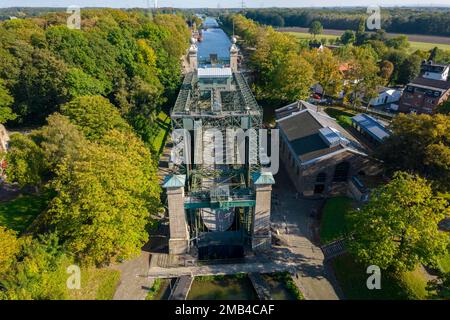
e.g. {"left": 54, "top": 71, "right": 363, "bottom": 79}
{"left": 170, "top": 70, "right": 263, "bottom": 248}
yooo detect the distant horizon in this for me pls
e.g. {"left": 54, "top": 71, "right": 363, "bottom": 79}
{"left": 1, "top": 1, "right": 450, "bottom": 9}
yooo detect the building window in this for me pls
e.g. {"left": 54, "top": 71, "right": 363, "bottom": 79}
{"left": 333, "top": 162, "right": 350, "bottom": 182}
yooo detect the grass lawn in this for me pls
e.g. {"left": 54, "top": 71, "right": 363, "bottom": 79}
{"left": 437, "top": 251, "right": 450, "bottom": 273}
{"left": 408, "top": 41, "right": 450, "bottom": 52}
{"left": 332, "top": 254, "right": 429, "bottom": 300}
{"left": 323, "top": 107, "right": 357, "bottom": 129}
{"left": 287, "top": 31, "right": 450, "bottom": 52}
{"left": 151, "top": 111, "right": 171, "bottom": 155}
{"left": 67, "top": 267, "right": 121, "bottom": 300}
{"left": 287, "top": 32, "right": 339, "bottom": 43}
{"left": 320, "top": 196, "right": 353, "bottom": 244}
{"left": 0, "top": 193, "right": 49, "bottom": 232}
{"left": 321, "top": 198, "right": 430, "bottom": 299}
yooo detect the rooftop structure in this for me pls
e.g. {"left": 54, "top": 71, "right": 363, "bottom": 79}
{"left": 351, "top": 113, "right": 390, "bottom": 143}
{"left": 276, "top": 101, "right": 373, "bottom": 197}
{"left": 172, "top": 70, "right": 261, "bottom": 120}
{"left": 276, "top": 105, "right": 365, "bottom": 165}
{"left": 419, "top": 60, "right": 449, "bottom": 81}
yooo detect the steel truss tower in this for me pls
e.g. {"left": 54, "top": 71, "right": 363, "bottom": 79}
{"left": 163, "top": 34, "right": 274, "bottom": 258}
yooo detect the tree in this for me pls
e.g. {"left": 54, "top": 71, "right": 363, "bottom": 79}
{"left": 60, "top": 96, "right": 131, "bottom": 141}
{"left": 38, "top": 113, "right": 86, "bottom": 167}
{"left": 13, "top": 48, "right": 70, "bottom": 124}
{"left": 437, "top": 100, "right": 450, "bottom": 115}
{"left": 386, "top": 35, "right": 410, "bottom": 50}
{"left": 274, "top": 52, "right": 314, "bottom": 102}
{"left": 427, "top": 272, "right": 450, "bottom": 299}
{"left": 64, "top": 68, "right": 106, "bottom": 99}
{"left": 46, "top": 129, "right": 160, "bottom": 265}
{"left": 383, "top": 49, "right": 408, "bottom": 84}
{"left": 344, "top": 46, "right": 382, "bottom": 107}
{"left": 0, "top": 79, "right": 16, "bottom": 124}
{"left": 340, "top": 30, "right": 355, "bottom": 45}
{"left": 309, "top": 21, "right": 323, "bottom": 39}
{"left": 0, "top": 233, "right": 70, "bottom": 300}
{"left": 376, "top": 113, "right": 450, "bottom": 191}
{"left": 355, "top": 17, "right": 368, "bottom": 45}
{"left": 4, "top": 133, "right": 47, "bottom": 189}
{"left": 397, "top": 54, "right": 421, "bottom": 85}
{"left": 379, "top": 60, "right": 394, "bottom": 85}
{"left": 0, "top": 226, "right": 20, "bottom": 274}
{"left": 304, "top": 48, "right": 343, "bottom": 98}
{"left": 348, "top": 172, "right": 449, "bottom": 273}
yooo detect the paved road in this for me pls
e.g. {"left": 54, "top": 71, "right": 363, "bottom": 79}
{"left": 112, "top": 251, "right": 154, "bottom": 300}
{"left": 270, "top": 166, "right": 342, "bottom": 300}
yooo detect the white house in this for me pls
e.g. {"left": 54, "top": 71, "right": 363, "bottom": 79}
{"left": 369, "top": 87, "right": 403, "bottom": 106}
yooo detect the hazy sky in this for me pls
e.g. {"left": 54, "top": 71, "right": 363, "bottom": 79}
{"left": 1, "top": 0, "right": 449, "bottom": 8}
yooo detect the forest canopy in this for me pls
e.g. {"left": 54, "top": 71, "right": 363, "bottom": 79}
{"left": 0, "top": 9, "right": 190, "bottom": 145}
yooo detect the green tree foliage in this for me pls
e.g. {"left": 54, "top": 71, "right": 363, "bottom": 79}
{"left": 0, "top": 10, "right": 189, "bottom": 130}
{"left": 437, "top": 100, "right": 450, "bottom": 115}
{"left": 308, "top": 21, "right": 323, "bottom": 39}
{"left": 429, "top": 47, "right": 450, "bottom": 64}
{"left": 0, "top": 233, "right": 70, "bottom": 300}
{"left": 427, "top": 272, "right": 450, "bottom": 299}
{"left": 227, "top": 15, "right": 312, "bottom": 102}
{"left": 340, "top": 30, "right": 355, "bottom": 45}
{"left": 348, "top": 172, "right": 449, "bottom": 273}
{"left": 304, "top": 48, "right": 343, "bottom": 98}
{"left": 0, "top": 226, "right": 20, "bottom": 274}
{"left": 376, "top": 114, "right": 450, "bottom": 191}
{"left": 343, "top": 46, "right": 382, "bottom": 107}
{"left": 0, "top": 79, "right": 16, "bottom": 123}
{"left": 14, "top": 48, "right": 69, "bottom": 124}
{"left": 60, "top": 96, "right": 131, "bottom": 141}
{"left": 38, "top": 113, "right": 86, "bottom": 167}
{"left": 274, "top": 52, "right": 314, "bottom": 101}
{"left": 5, "top": 133, "right": 47, "bottom": 188}
{"left": 46, "top": 129, "right": 160, "bottom": 265}
{"left": 383, "top": 49, "right": 408, "bottom": 84}
{"left": 385, "top": 35, "right": 410, "bottom": 50}
{"left": 397, "top": 53, "right": 422, "bottom": 85}
{"left": 378, "top": 60, "right": 394, "bottom": 84}
{"left": 244, "top": 7, "right": 450, "bottom": 37}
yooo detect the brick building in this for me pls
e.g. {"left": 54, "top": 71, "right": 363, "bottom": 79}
{"left": 398, "top": 61, "right": 450, "bottom": 114}
{"left": 276, "top": 101, "right": 377, "bottom": 197}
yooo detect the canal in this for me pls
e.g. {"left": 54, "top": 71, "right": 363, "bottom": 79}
{"left": 197, "top": 18, "right": 231, "bottom": 67}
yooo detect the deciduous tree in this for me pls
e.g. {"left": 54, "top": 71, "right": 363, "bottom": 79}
{"left": 376, "top": 113, "right": 450, "bottom": 191}
{"left": 348, "top": 172, "right": 449, "bottom": 273}
{"left": 309, "top": 20, "right": 323, "bottom": 39}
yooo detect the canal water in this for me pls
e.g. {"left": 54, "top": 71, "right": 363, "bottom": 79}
{"left": 187, "top": 275, "right": 257, "bottom": 300}
{"left": 197, "top": 18, "right": 231, "bottom": 67}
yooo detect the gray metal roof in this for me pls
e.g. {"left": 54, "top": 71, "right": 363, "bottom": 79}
{"left": 351, "top": 113, "right": 390, "bottom": 143}
{"left": 197, "top": 67, "right": 232, "bottom": 78}
{"left": 277, "top": 104, "right": 365, "bottom": 163}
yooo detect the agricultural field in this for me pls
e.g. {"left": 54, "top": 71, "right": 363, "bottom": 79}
{"left": 282, "top": 29, "right": 450, "bottom": 53}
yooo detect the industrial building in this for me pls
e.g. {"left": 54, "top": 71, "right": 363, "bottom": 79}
{"left": 276, "top": 101, "right": 376, "bottom": 197}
